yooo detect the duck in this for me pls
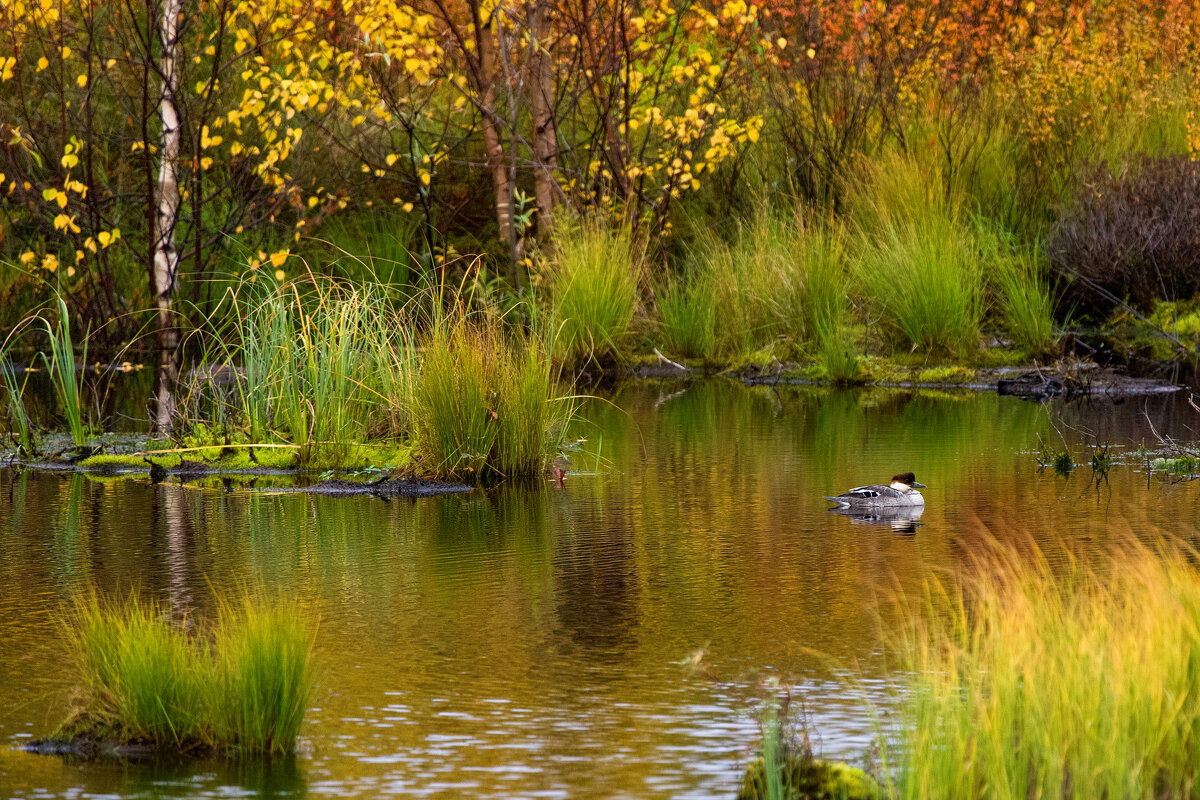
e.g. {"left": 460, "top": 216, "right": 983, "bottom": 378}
{"left": 825, "top": 472, "right": 926, "bottom": 508}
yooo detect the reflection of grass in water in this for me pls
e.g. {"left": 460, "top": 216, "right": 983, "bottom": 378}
{"left": 810, "top": 390, "right": 1047, "bottom": 492}
{"left": 885, "top": 539, "right": 1200, "bottom": 799}
{"left": 589, "top": 383, "right": 1049, "bottom": 501}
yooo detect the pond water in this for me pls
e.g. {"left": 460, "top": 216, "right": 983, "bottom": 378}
{"left": 1, "top": 380, "right": 1198, "bottom": 799}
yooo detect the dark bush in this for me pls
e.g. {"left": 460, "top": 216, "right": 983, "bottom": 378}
{"left": 1048, "top": 156, "right": 1200, "bottom": 315}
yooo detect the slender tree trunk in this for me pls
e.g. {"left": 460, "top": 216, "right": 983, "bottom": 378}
{"left": 152, "top": 0, "right": 182, "bottom": 433}
{"left": 476, "top": 12, "right": 519, "bottom": 281}
{"left": 529, "top": 0, "right": 558, "bottom": 236}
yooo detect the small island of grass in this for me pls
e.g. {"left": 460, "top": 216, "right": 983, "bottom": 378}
{"left": 32, "top": 593, "right": 315, "bottom": 759}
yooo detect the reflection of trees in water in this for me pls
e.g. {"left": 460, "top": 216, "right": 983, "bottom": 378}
{"left": 157, "top": 484, "right": 196, "bottom": 623}
{"left": 552, "top": 503, "right": 637, "bottom": 656}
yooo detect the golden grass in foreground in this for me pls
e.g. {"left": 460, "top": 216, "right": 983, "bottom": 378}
{"left": 885, "top": 540, "right": 1200, "bottom": 800}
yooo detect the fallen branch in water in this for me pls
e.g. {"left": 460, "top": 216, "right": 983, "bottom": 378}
{"left": 652, "top": 348, "right": 692, "bottom": 374}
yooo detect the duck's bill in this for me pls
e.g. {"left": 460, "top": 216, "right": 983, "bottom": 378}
{"left": 912, "top": 482, "right": 927, "bottom": 488}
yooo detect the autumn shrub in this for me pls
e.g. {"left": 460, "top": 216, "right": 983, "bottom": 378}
{"left": 1049, "top": 156, "right": 1200, "bottom": 315}
{"left": 886, "top": 541, "right": 1200, "bottom": 800}
{"left": 548, "top": 221, "right": 640, "bottom": 365}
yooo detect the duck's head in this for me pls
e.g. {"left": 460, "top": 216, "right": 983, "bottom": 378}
{"left": 890, "top": 472, "right": 926, "bottom": 490}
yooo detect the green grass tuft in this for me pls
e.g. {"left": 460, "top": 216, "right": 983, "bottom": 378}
{"left": 659, "top": 271, "right": 718, "bottom": 361}
{"left": 976, "top": 221, "right": 1058, "bottom": 356}
{"left": 858, "top": 211, "right": 984, "bottom": 356}
{"left": 64, "top": 592, "right": 314, "bottom": 756}
{"left": 409, "top": 314, "right": 570, "bottom": 482}
{"left": 662, "top": 205, "right": 855, "bottom": 364}
{"left": 210, "top": 597, "right": 314, "bottom": 755}
{"left": 548, "top": 219, "right": 640, "bottom": 364}
{"left": 0, "top": 333, "right": 34, "bottom": 454}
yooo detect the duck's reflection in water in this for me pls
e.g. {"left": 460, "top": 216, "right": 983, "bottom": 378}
{"left": 829, "top": 504, "right": 925, "bottom": 534}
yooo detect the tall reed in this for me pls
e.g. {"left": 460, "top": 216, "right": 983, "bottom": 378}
{"left": 977, "top": 222, "right": 1058, "bottom": 356}
{"left": 659, "top": 270, "right": 718, "bottom": 360}
{"left": 0, "top": 329, "right": 34, "bottom": 453}
{"left": 190, "top": 279, "right": 409, "bottom": 462}
{"left": 885, "top": 540, "right": 1200, "bottom": 800}
{"left": 39, "top": 295, "right": 88, "bottom": 447}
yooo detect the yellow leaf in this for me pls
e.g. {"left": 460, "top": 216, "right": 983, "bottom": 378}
{"left": 56, "top": 193, "right": 69, "bottom": 208}
{"left": 76, "top": 74, "right": 87, "bottom": 88}
{"left": 274, "top": 269, "right": 286, "bottom": 281}
{"left": 19, "top": 251, "right": 36, "bottom": 265}
{"left": 269, "top": 249, "right": 288, "bottom": 268}
{"left": 41, "top": 254, "right": 59, "bottom": 272}
{"left": 37, "top": 57, "right": 49, "bottom": 71}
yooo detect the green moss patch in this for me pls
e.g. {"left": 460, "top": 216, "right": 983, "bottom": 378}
{"left": 915, "top": 365, "right": 977, "bottom": 384}
{"left": 738, "top": 755, "right": 878, "bottom": 800}
{"left": 77, "top": 453, "right": 183, "bottom": 473}
{"left": 72, "top": 441, "right": 410, "bottom": 476}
